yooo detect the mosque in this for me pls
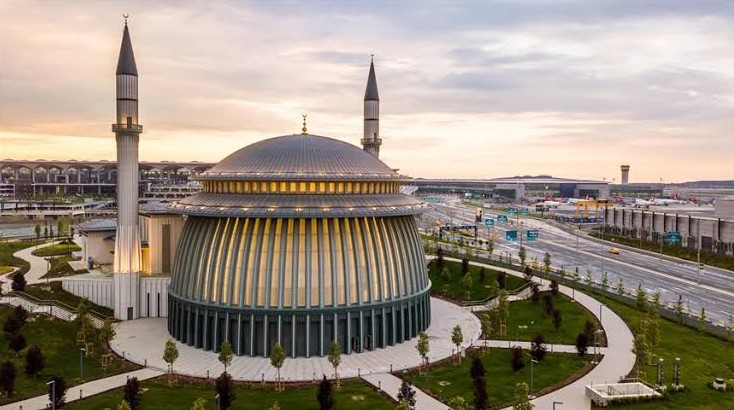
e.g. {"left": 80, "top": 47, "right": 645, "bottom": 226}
{"left": 65, "top": 20, "right": 431, "bottom": 358}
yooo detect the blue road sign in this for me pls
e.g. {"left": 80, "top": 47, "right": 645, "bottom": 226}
{"left": 520, "top": 208, "right": 529, "bottom": 216}
{"left": 484, "top": 218, "right": 495, "bottom": 227}
{"left": 666, "top": 231, "right": 682, "bottom": 244}
{"left": 526, "top": 229, "right": 539, "bottom": 241}
{"left": 497, "top": 215, "right": 508, "bottom": 223}
{"left": 508, "top": 207, "right": 517, "bottom": 214}
{"left": 506, "top": 230, "right": 518, "bottom": 241}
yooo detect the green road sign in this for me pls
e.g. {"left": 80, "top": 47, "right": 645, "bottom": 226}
{"left": 484, "top": 218, "right": 494, "bottom": 227}
{"left": 506, "top": 230, "right": 518, "bottom": 241}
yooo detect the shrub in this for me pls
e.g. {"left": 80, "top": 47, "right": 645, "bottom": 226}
{"left": 530, "top": 334, "right": 547, "bottom": 361}
{"left": 25, "top": 345, "right": 45, "bottom": 377}
{"left": 576, "top": 332, "right": 589, "bottom": 357}
{"left": 0, "top": 360, "right": 16, "bottom": 397}
{"left": 215, "top": 372, "right": 236, "bottom": 410}
{"left": 510, "top": 346, "right": 525, "bottom": 373}
{"left": 317, "top": 376, "right": 334, "bottom": 410}
{"left": 48, "top": 375, "right": 67, "bottom": 409}
{"left": 123, "top": 377, "right": 141, "bottom": 410}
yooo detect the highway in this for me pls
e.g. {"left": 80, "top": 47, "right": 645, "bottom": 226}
{"left": 419, "top": 199, "right": 734, "bottom": 325}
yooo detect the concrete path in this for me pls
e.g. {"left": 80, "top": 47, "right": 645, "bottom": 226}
{"left": 110, "top": 297, "right": 482, "bottom": 382}
{"left": 363, "top": 373, "right": 447, "bottom": 410}
{"left": 0, "top": 368, "right": 163, "bottom": 410}
{"left": 1, "top": 237, "right": 84, "bottom": 289}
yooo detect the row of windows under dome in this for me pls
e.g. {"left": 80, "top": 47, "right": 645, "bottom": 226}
{"left": 169, "top": 215, "right": 429, "bottom": 309}
{"left": 202, "top": 180, "right": 400, "bottom": 195}
{"left": 167, "top": 291, "right": 431, "bottom": 357}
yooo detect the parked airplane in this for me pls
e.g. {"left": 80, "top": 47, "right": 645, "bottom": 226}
{"left": 541, "top": 200, "right": 562, "bottom": 208}
{"left": 634, "top": 198, "right": 654, "bottom": 208}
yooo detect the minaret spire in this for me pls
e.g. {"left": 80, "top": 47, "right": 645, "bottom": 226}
{"left": 362, "top": 56, "right": 381, "bottom": 158}
{"left": 112, "top": 17, "right": 142, "bottom": 320}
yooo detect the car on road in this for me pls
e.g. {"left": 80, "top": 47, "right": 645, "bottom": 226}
{"left": 608, "top": 247, "right": 620, "bottom": 255}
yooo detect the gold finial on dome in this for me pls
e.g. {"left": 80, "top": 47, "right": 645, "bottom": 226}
{"left": 301, "top": 113, "right": 308, "bottom": 134}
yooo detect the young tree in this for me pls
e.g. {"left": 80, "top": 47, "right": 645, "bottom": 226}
{"left": 25, "top": 345, "right": 45, "bottom": 378}
{"left": 585, "top": 269, "right": 594, "bottom": 286}
{"left": 35, "top": 223, "right": 42, "bottom": 243}
{"left": 317, "top": 375, "right": 334, "bottom": 410}
{"left": 674, "top": 295, "right": 685, "bottom": 323}
{"left": 0, "top": 360, "right": 16, "bottom": 397}
{"left": 11, "top": 305, "right": 29, "bottom": 326}
{"left": 469, "top": 355, "right": 488, "bottom": 409}
{"left": 48, "top": 375, "right": 67, "bottom": 409}
{"left": 448, "top": 395, "right": 468, "bottom": 410}
{"left": 435, "top": 247, "right": 445, "bottom": 271}
{"left": 461, "top": 258, "right": 470, "bottom": 275}
{"left": 543, "top": 252, "right": 551, "bottom": 278}
{"left": 497, "top": 271, "right": 507, "bottom": 289}
{"left": 632, "top": 331, "right": 649, "bottom": 366}
{"left": 191, "top": 398, "right": 207, "bottom": 410}
{"left": 451, "top": 325, "right": 464, "bottom": 364}
{"left": 652, "top": 289, "right": 661, "bottom": 308}
{"left": 44, "top": 225, "right": 49, "bottom": 240}
{"left": 462, "top": 273, "right": 473, "bottom": 298}
{"left": 552, "top": 309, "right": 562, "bottom": 331}
{"left": 498, "top": 290, "right": 509, "bottom": 337}
{"left": 9, "top": 332, "right": 26, "bottom": 356}
{"left": 530, "top": 284, "right": 540, "bottom": 303}
{"left": 215, "top": 371, "right": 236, "bottom": 410}
{"left": 510, "top": 346, "right": 525, "bottom": 373}
{"left": 518, "top": 246, "right": 527, "bottom": 268}
{"left": 163, "top": 338, "right": 179, "bottom": 376}
{"left": 123, "top": 376, "right": 141, "bottom": 410}
{"left": 479, "top": 267, "right": 486, "bottom": 284}
{"left": 415, "top": 332, "right": 430, "bottom": 373}
{"left": 646, "top": 308, "right": 660, "bottom": 347}
{"left": 486, "top": 239, "right": 494, "bottom": 258}
{"left": 530, "top": 334, "right": 547, "bottom": 361}
{"left": 219, "top": 340, "right": 233, "bottom": 373}
{"left": 11, "top": 272, "right": 26, "bottom": 292}
{"left": 583, "top": 319, "right": 596, "bottom": 338}
{"left": 270, "top": 342, "right": 286, "bottom": 391}
{"left": 117, "top": 400, "right": 132, "bottom": 410}
{"left": 512, "top": 382, "right": 533, "bottom": 410}
{"left": 523, "top": 266, "right": 533, "bottom": 283}
{"left": 395, "top": 400, "right": 412, "bottom": 410}
{"left": 397, "top": 380, "right": 416, "bottom": 410}
{"left": 575, "top": 332, "right": 589, "bottom": 357}
{"left": 99, "top": 319, "right": 116, "bottom": 348}
{"left": 327, "top": 340, "right": 342, "bottom": 388}
{"left": 635, "top": 283, "right": 648, "bottom": 311}
{"left": 699, "top": 308, "right": 707, "bottom": 330}
{"left": 600, "top": 272, "right": 609, "bottom": 292}
{"left": 480, "top": 312, "right": 492, "bottom": 345}
{"left": 268, "top": 402, "right": 281, "bottom": 410}
{"left": 542, "top": 293, "right": 554, "bottom": 315}
{"left": 549, "top": 280, "right": 559, "bottom": 296}
{"left": 3, "top": 316, "right": 22, "bottom": 338}
{"left": 615, "top": 278, "right": 625, "bottom": 295}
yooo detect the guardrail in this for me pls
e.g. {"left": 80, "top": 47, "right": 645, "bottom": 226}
{"left": 3, "top": 291, "right": 110, "bottom": 327}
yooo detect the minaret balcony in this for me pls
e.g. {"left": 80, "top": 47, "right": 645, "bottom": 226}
{"left": 112, "top": 124, "right": 144, "bottom": 133}
{"left": 360, "top": 138, "right": 382, "bottom": 146}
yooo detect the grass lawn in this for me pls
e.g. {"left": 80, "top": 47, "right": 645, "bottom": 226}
{"left": 0, "top": 240, "right": 34, "bottom": 276}
{"left": 66, "top": 377, "right": 395, "bottom": 410}
{"left": 0, "top": 266, "right": 14, "bottom": 275}
{"left": 428, "top": 260, "right": 525, "bottom": 303}
{"left": 491, "top": 291, "right": 604, "bottom": 346}
{"left": 593, "top": 295, "right": 734, "bottom": 409}
{"left": 0, "top": 306, "right": 138, "bottom": 405}
{"left": 403, "top": 349, "right": 589, "bottom": 407}
{"left": 20, "top": 284, "right": 114, "bottom": 317}
{"left": 31, "top": 242, "right": 81, "bottom": 257}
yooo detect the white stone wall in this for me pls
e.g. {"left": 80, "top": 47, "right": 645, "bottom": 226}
{"left": 62, "top": 275, "right": 114, "bottom": 309}
{"left": 144, "top": 215, "right": 184, "bottom": 274}
{"left": 138, "top": 276, "right": 170, "bottom": 318}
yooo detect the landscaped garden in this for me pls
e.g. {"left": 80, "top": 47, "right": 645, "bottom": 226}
{"left": 0, "top": 240, "right": 34, "bottom": 277}
{"left": 490, "top": 290, "right": 604, "bottom": 346}
{"left": 403, "top": 349, "right": 589, "bottom": 408}
{"left": 0, "top": 305, "right": 137, "bottom": 404}
{"left": 21, "top": 283, "right": 114, "bottom": 317}
{"left": 65, "top": 377, "right": 395, "bottom": 409}
{"left": 31, "top": 241, "right": 81, "bottom": 257}
{"left": 428, "top": 258, "right": 525, "bottom": 303}
{"left": 592, "top": 294, "right": 734, "bottom": 409}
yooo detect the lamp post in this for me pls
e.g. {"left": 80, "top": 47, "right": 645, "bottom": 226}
{"left": 215, "top": 393, "right": 221, "bottom": 410}
{"left": 47, "top": 379, "right": 56, "bottom": 410}
{"left": 530, "top": 358, "right": 538, "bottom": 396}
{"left": 553, "top": 401, "right": 564, "bottom": 409}
{"left": 79, "top": 348, "right": 86, "bottom": 382}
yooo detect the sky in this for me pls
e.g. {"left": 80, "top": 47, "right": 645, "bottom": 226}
{"left": 1, "top": 1, "right": 733, "bottom": 183}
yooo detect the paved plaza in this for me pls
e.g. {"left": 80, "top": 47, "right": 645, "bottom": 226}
{"left": 110, "top": 297, "right": 482, "bottom": 382}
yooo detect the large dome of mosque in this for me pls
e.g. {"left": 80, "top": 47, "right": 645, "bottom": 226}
{"left": 167, "top": 133, "right": 431, "bottom": 358}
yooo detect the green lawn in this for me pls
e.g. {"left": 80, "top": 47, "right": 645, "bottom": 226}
{"left": 404, "top": 349, "right": 589, "bottom": 407}
{"left": 428, "top": 260, "right": 525, "bottom": 303}
{"left": 31, "top": 242, "right": 81, "bottom": 257}
{"left": 593, "top": 295, "right": 734, "bottom": 409}
{"left": 492, "top": 291, "right": 604, "bottom": 346}
{"left": 66, "top": 377, "right": 396, "bottom": 410}
{"left": 0, "top": 306, "right": 138, "bottom": 405}
{"left": 0, "top": 240, "right": 34, "bottom": 276}
{"left": 0, "top": 266, "right": 14, "bottom": 275}
{"left": 18, "top": 284, "right": 114, "bottom": 319}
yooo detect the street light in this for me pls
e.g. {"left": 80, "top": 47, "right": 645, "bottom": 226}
{"left": 47, "top": 379, "right": 56, "bottom": 410}
{"left": 530, "top": 358, "right": 539, "bottom": 396}
{"left": 79, "top": 348, "right": 86, "bottom": 382}
{"left": 553, "top": 401, "right": 564, "bottom": 410}
{"left": 215, "top": 393, "right": 221, "bottom": 410}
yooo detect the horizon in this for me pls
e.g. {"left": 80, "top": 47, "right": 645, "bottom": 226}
{"left": 1, "top": 1, "right": 733, "bottom": 183}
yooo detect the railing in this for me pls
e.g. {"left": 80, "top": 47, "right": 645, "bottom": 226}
{"left": 3, "top": 291, "right": 110, "bottom": 327}
{"left": 111, "top": 123, "right": 143, "bottom": 133}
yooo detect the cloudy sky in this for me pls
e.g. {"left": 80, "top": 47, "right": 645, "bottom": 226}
{"left": 1, "top": 1, "right": 733, "bottom": 182}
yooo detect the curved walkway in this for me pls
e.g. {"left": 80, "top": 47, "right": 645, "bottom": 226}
{"left": 1, "top": 238, "right": 81, "bottom": 288}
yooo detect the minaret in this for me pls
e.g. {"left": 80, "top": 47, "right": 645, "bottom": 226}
{"left": 112, "top": 17, "right": 142, "bottom": 320}
{"left": 362, "top": 56, "right": 381, "bottom": 158}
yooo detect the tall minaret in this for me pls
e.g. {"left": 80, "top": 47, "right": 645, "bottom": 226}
{"left": 362, "top": 56, "right": 381, "bottom": 158}
{"left": 112, "top": 17, "right": 142, "bottom": 320}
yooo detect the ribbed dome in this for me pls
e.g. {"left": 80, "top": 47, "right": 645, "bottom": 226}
{"left": 201, "top": 134, "right": 400, "bottom": 180}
